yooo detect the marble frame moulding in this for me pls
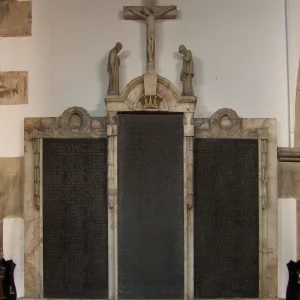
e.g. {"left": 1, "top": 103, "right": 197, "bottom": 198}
{"left": 194, "top": 108, "right": 278, "bottom": 300}
{"left": 105, "top": 74, "right": 197, "bottom": 300}
{"left": 23, "top": 107, "right": 107, "bottom": 299}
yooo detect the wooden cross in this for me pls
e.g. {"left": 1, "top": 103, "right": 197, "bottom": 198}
{"left": 123, "top": 0, "right": 177, "bottom": 20}
{"left": 123, "top": 0, "right": 178, "bottom": 73}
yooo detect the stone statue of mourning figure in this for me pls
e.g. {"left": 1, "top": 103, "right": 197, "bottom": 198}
{"left": 107, "top": 42, "right": 123, "bottom": 96}
{"left": 179, "top": 45, "right": 194, "bottom": 96}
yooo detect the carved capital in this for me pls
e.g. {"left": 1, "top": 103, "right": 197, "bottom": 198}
{"left": 184, "top": 112, "right": 194, "bottom": 137}
{"left": 107, "top": 112, "right": 118, "bottom": 136}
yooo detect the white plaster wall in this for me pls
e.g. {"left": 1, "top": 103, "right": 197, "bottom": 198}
{"left": 0, "top": 0, "right": 289, "bottom": 157}
{"left": 286, "top": 0, "right": 300, "bottom": 147}
{"left": 0, "top": 0, "right": 294, "bottom": 298}
{"left": 278, "top": 198, "right": 297, "bottom": 298}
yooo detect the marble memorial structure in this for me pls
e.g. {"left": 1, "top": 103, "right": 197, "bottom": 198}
{"left": 23, "top": 1, "right": 278, "bottom": 300}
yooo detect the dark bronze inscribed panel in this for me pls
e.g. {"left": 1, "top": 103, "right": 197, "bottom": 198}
{"left": 194, "top": 139, "right": 259, "bottom": 298}
{"left": 118, "top": 113, "right": 184, "bottom": 299}
{"left": 43, "top": 138, "right": 108, "bottom": 299}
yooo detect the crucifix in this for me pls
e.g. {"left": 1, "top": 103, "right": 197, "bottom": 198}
{"left": 123, "top": 0, "right": 178, "bottom": 74}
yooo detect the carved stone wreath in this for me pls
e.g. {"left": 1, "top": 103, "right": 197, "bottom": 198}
{"left": 24, "top": 107, "right": 107, "bottom": 140}
{"left": 210, "top": 108, "right": 242, "bottom": 138}
{"left": 60, "top": 107, "right": 91, "bottom": 136}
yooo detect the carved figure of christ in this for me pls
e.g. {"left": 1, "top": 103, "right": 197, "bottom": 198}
{"left": 124, "top": 1, "right": 177, "bottom": 72}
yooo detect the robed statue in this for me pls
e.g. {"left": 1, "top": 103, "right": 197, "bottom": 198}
{"left": 107, "top": 42, "right": 123, "bottom": 95}
{"left": 179, "top": 45, "right": 194, "bottom": 96}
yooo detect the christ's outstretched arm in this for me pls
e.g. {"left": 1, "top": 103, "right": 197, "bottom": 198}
{"left": 154, "top": 5, "right": 176, "bottom": 18}
{"left": 124, "top": 7, "right": 146, "bottom": 20}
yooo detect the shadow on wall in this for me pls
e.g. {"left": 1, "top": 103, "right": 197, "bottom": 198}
{"left": 119, "top": 50, "right": 131, "bottom": 94}
{"left": 91, "top": 55, "right": 108, "bottom": 117}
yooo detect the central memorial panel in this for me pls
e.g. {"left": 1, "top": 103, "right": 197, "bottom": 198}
{"left": 118, "top": 113, "right": 184, "bottom": 299}
{"left": 43, "top": 138, "right": 108, "bottom": 299}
